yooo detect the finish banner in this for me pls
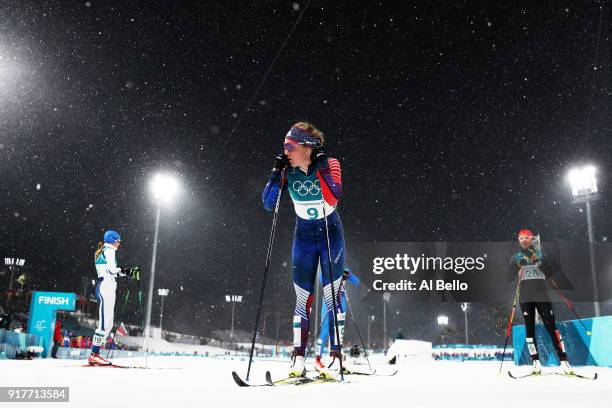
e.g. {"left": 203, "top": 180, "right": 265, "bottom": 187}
{"left": 27, "top": 291, "right": 77, "bottom": 358}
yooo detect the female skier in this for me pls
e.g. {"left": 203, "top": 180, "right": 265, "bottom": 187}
{"left": 89, "top": 230, "right": 138, "bottom": 365}
{"left": 507, "top": 229, "right": 573, "bottom": 375}
{"left": 262, "top": 122, "right": 345, "bottom": 377}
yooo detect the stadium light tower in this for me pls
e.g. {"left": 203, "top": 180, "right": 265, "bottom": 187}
{"left": 461, "top": 303, "right": 469, "bottom": 345}
{"left": 158, "top": 289, "right": 170, "bottom": 332}
{"left": 226, "top": 295, "right": 243, "bottom": 339}
{"left": 4, "top": 258, "right": 25, "bottom": 310}
{"left": 367, "top": 315, "right": 375, "bottom": 348}
{"left": 382, "top": 292, "right": 391, "bottom": 348}
{"left": 144, "top": 173, "right": 180, "bottom": 359}
{"left": 437, "top": 315, "right": 449, "bottom": 326}
{"left": 567, "top": 165, "right": 600, "bottom": 317}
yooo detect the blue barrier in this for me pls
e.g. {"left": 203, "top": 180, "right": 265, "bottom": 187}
{"left": 0, "top": 330, "right": 43, "bottom": 359}
{"left": 512, "top": 315, "right": 612, "bottom": 366}
{"left": 55, "top": 347, "right": 145, "bottom": 360}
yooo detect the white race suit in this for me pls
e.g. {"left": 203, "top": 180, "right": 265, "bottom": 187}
{"left": 92, "top": 243, "right": 125, "bottom": 349}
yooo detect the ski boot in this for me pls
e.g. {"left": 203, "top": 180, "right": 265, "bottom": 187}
{"left": 333, "top": 350, "right": 352, "bottom": 375}
{"left": 88, "top": 352, "right": 111, "bottom": 366}
{"left": 531, "top": 359, "right": 542, "bottom": 375}
{"left": 559, "top": 360, "right": 574, "bottom": 376}
{"left": 319, "top": 350, "right": 350, "bottom": 379}
{"left": 288, "top": 354, "right": 306, "bottom": 378}
{"left": 314, "top": 355, "right": 325, "bottom": 372}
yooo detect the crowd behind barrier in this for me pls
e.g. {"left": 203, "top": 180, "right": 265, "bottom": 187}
{"left": 432, "top": 345, "right": 513, "bottom": 361}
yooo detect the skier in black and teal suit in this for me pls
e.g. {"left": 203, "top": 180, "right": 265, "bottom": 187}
{"left": 507, "top": 229, "right": 573, "bottom": 375}
{"left": 262, "top": 122, "right": 345, "bottom": 377}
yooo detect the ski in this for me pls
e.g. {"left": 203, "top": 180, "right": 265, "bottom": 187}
{"left": 231, "top": 371, "right": 271, "bottom": 387}
{"left": 507, "top": 370, "right": 551, "bottom": 379}
{"left": 265, "top": 371, "right": 315, "bottom": 386}
{"left": 82, "top": 363, "right": 149, "bottom": 369}
{"left": 555, "top": 372, "right": 598, "bottom": 381}
{"left": 265, "top": 371, "right": 339, "bottom": 386}
{"left": 81, "top": 364, "right": 179, "bottom": 370}
{"left": 307, "top": 366, "right": 398, "bottom": 377}
{"left": 345, "top": 368, "right": 398, "bottom": 377}
{"left": 317, "top": 367, "right": 399, "bottom": 377}
{"left": 508, "top": 369, "right": 597, "bottom": 381}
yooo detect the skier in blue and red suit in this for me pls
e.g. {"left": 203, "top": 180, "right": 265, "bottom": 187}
{"left": 262, "top": 121, "right": 345, "bottom": 377}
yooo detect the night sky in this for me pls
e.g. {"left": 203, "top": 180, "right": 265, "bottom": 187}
{"left": 1, "top": 1, "right": 610, "bottom": 344}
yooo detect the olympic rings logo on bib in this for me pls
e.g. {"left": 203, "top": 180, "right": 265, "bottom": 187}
{"left": 292, "top": 180, "right": 321, "bottom": 196}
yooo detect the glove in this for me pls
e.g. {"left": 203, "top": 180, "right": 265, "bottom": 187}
{"left": 130, "top": 266, "right": 141, "bottom": 281}
{"left": 272, "top": 153, "right": 289, "bottom": 172}
{"left": 121, "top": 266, "right": 141, "bottom": 281}
{"left": 311, "top": 149, "right": 327, "bottom": 164}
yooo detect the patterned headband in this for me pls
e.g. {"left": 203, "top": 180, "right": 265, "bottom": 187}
{"left": 286, "top": 127, "right": 321, "bottom": 147}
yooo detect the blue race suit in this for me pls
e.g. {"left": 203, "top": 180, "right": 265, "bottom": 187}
{"left": 262, "top": 155, "right": 345, "bottom": 356}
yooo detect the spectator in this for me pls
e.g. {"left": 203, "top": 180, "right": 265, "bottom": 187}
{"left": 51, "top": 318, "right": 62, "bottom": 358}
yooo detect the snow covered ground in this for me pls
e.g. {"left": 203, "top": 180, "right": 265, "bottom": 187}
{"left": 0, "top": 356, "right": 608, "bottom": 408}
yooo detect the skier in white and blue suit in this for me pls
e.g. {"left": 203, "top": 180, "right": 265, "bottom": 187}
{"left": 262, "top": 122, "right": 345, "bottom": 377}
{"left": 88, "top": 230, "right": 137, "bottom": 366}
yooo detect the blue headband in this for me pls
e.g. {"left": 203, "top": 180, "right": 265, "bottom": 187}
{"left": 286, "top": 127, "right": 321, "bottom": 147}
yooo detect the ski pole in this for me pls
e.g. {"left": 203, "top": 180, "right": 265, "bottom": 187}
{"left": 135, "top": 276, "right": 147, "bottom": 363}
{"left": 137, "top": 279, "right": 144, "bottom": 316}
{"left": 244, "top": 168, "right": 286, "bottom": 382}
{"left": 498, "top": 269, "right": 523, "bottom": 374}
{"left": 344, "top": 290, "right": 373, "bottom": 372}
{"left": 132, "top": 267, "right": 144, "bottom": 318}
{"left": 106, "top": 288, "right": 131, "bottom": 360}
{"left": 321, "top": 203, "right": 345, "bottom": 381}
{"left": 548, "top": 278, "right": 592, "bottom": 336}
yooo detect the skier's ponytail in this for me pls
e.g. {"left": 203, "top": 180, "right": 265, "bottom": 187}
{"left": 94, "top": 242, "right": 104, "bottom": 260}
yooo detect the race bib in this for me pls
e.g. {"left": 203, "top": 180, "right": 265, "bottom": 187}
{"left": 521, "top": 264, "right": 545, "bottom": 280}
{"left": 292, "top": 200, "right": 335, "bottom": 220}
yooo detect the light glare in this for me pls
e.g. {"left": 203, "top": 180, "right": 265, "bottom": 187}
{"left": 150, "top": 173, "right": 179, "bottom": 204}
{"left": 568, "top": 165, "right": 597, "bottom": 197}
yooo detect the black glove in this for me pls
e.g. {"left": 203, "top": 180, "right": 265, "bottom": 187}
{"left": 273, "top": 153, "right": 289, "bottom": 172}
{"left": 313, "top": 150, "right": 330, "bottom": 172}
{"left": 311, "top": 148, "right": 326, "bottom": 163}
{"left": 121, "top": 266, "right": 141, "bottom": 281}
